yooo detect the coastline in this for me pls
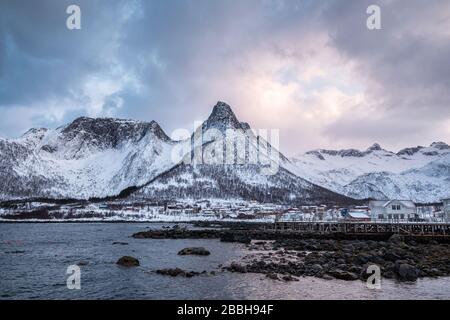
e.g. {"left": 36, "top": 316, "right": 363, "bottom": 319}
{"left": 130, "top": 223, "right": 450, "bottom": 283}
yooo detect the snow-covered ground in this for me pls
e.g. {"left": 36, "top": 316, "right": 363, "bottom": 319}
{"left": 0, "top": 210, "right": 276, "bottom": 223}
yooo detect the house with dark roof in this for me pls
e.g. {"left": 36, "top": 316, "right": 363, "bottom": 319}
{"left": 343, "top": 210, "right": 371, "bottom": 222}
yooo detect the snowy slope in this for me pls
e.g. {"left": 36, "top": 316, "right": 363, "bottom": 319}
{"left": 3, "top": 100, "right": 446, "bottom": 204}
{"left": 0, "top": 117, "right": 178, "bottom": 200}
{"left": 344, "top": 153, "right": 450, "bottom": 202}
{"left": 0, "top": 102, "right": 354, "bottom": 205}
{"left": 131, "top": 102, "right": 354, "bottom": 205}
{"left": 291, "top": 142, "right": 450, "bottom": 202}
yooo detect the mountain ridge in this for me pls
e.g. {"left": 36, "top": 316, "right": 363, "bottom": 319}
{"left": 0, "top": 101, "right": 355, "bottom": 205}
{"left": 1, "top": 101, "right": 449, "bottom": 203}
{"left": 303, "top": 141, "right": 449, "bottom": 159}
{"left": 292, "top": 141, "right": 450, "bottom": 202}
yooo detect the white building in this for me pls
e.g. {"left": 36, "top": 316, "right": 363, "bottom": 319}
{"left": 369, "top": 200, "right": 416, "bottom": 221}
{"left": 442, "top": 198, "right": 450, "bottom": 221}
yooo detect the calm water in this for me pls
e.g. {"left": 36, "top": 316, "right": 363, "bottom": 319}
{"left": 1, "top": 223, "right": 449, "bottom": 300}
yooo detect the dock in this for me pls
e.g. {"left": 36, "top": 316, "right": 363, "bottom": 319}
{"left": 266, "top": 221, "right": 450, "bottom": 237}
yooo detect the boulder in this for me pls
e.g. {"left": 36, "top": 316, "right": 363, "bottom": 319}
{"left": 397, "top": 263, "right": 419, "bottom": 281}
{"left": 77, "top": 260, "right": 89, "bottom": 266}
{"left": 282, "top": 275, "right": 299, "bottom": 282}
{"left": 394, "top": 259, "right": 409, "bottom": 271}
{"left": 228, "top": 262, "right": 247, "bottom": 273}
{"left": 383, "top": 252, "right": 401, "bottom": 262}
{"left": 266, "top": 273, "right": 279, "bottom": 280}
{"left": 116, "top": 256, "right": 140, "bottom": 267}
{"left": 185, "top": 271, "right": 201, "bottom": 278}
{"left": 360, "top": 263, "right": 380, "bottom": 280}
{"left": 328, "top": 269, "right": 359, "bottom": 281}
{"left": 356, "top": 253, "right": 373, "bottom": 265}
{"left": 178, "top": 247, "right": 211, "bottom": 256}
{"left": 156, "top": 268, "right": 200, "bottom": 278}
{"left": 305, "top": 264, "right": 323, "bottom": 276}
{"left": 389, "top": 234, "right": 405, "bottom": 243}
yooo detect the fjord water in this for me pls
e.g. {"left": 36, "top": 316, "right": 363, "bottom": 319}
{"left": 1, "top": 223, "right": 449, "bottom": 300}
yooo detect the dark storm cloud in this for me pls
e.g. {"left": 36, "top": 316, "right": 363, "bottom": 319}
{"left": 320, "top": 0, "right": 450, "bottom": 149}
{"left": 0, "top": 0, "right": 115, "bottom": 105}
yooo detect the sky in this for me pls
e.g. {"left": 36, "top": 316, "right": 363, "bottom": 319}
{"left": 0, "top": 0, "right": 449, "bottom": 156}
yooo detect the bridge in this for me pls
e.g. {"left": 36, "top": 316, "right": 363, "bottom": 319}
{"left": 265, "top": 221, "right": 450, "bottom": 237}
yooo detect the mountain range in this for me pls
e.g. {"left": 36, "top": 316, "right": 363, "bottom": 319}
{"left": 1, "top": 101, "right": 449, "bottom": 204}
{"left": 291, "top": 142, "right": 450, "bottom": 203}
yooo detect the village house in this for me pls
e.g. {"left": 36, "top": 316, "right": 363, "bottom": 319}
{"left": 340, "top": 208, "right": 371, "bottom": 222}
{"left": 369, "top": 200, "right": 417, "bottom": 221}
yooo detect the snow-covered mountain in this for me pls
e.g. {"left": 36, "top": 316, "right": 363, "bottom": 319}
{"left": 0, "top": 102, "right": 353, "bottom": 205}
{"left": 3, "top": 100, "right": 447, "bottom": 204}
{"left": 0, "top": 117, "right": 177, "bottom": 200}
{"left": 291, "top": 142, "right": 450, "bottom": 203}
{"left": 130, "top": 102, "right": 353, "bottom": 205}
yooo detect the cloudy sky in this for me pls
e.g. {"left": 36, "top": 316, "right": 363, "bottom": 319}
{"left": 0, "top": 0, "right": 449, "bottom": 155}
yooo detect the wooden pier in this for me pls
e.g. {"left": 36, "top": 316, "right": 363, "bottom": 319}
{"left": 266, "top": 221, "right": 450, "bottom": 237}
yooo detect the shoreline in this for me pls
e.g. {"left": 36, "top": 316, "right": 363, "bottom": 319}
{"left": 0, "top": 219, "right": 270, "bottom": 224}
{"left": 131, "top": 225, "right": 450, "bottom": 283}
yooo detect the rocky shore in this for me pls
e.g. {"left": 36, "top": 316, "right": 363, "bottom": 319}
{"left": 226, "top": 237, "right": 450, "bottom": 282}
{"left": 133, "top": 225, "right": 450, "bottom": 282}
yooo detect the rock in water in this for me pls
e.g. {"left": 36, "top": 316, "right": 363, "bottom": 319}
{"left": 397, "top": 263, "right": 419, "bottom": 281}
{"left": 178, "top": 247, "right": 211, "bottom": 256}
{"left": 227, "top": 262, "right": 248, "bottom": 273}
{"left": 116, "top": 256, "right": 140, "bottom": 267}
{"left": 266, "top": 273, "right": 279, "bottom": 280}
{"left": 282, "top": 275, "right": 299, "bottom": 282}
{"left": 157, "top": 268, "right": 187, "bottom": 277}
{"left": 112, "top": 242, "right": 129, "bottom": 245}
{"left": 328, "top": 269, "right": 359, "bottom": 281}
{"left": 156, "top": 268, "right": 202, "bottom": 277}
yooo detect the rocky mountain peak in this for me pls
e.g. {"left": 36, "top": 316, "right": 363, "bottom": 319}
{"left": 430, "top": 141, "right": 450, "bottom": 150}
{"left": 211, "top": 101, "right": 236, "bottom": 118}
{"left": 20, "top": 128, "right": 49, "bottom": 145}
{"left": 204, "top": 101, "right": 242, "bottom": 131}
{"left": 397, "top": 146, "right": 424, "bottom": 156}
{"left": 240, "top": 122, "right": 251, "bottom": 131}
{"left": 22, "top": 127, "right": 49, "bottom": 137}
{"left": 318, "top": 148, "right": 364, "bottom": 158}
{"left": 148, "top": 120, "right": 171, "bottom": 142}
{"left": 56, "top": 116, "right": 171, "bottom": 152}
{"left": 367, "top": 143, "right": 382, "bottom": 151}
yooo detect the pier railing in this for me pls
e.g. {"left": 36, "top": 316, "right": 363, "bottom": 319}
{"left": 266, "top": 221, "right": 450, "bottom": 236}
